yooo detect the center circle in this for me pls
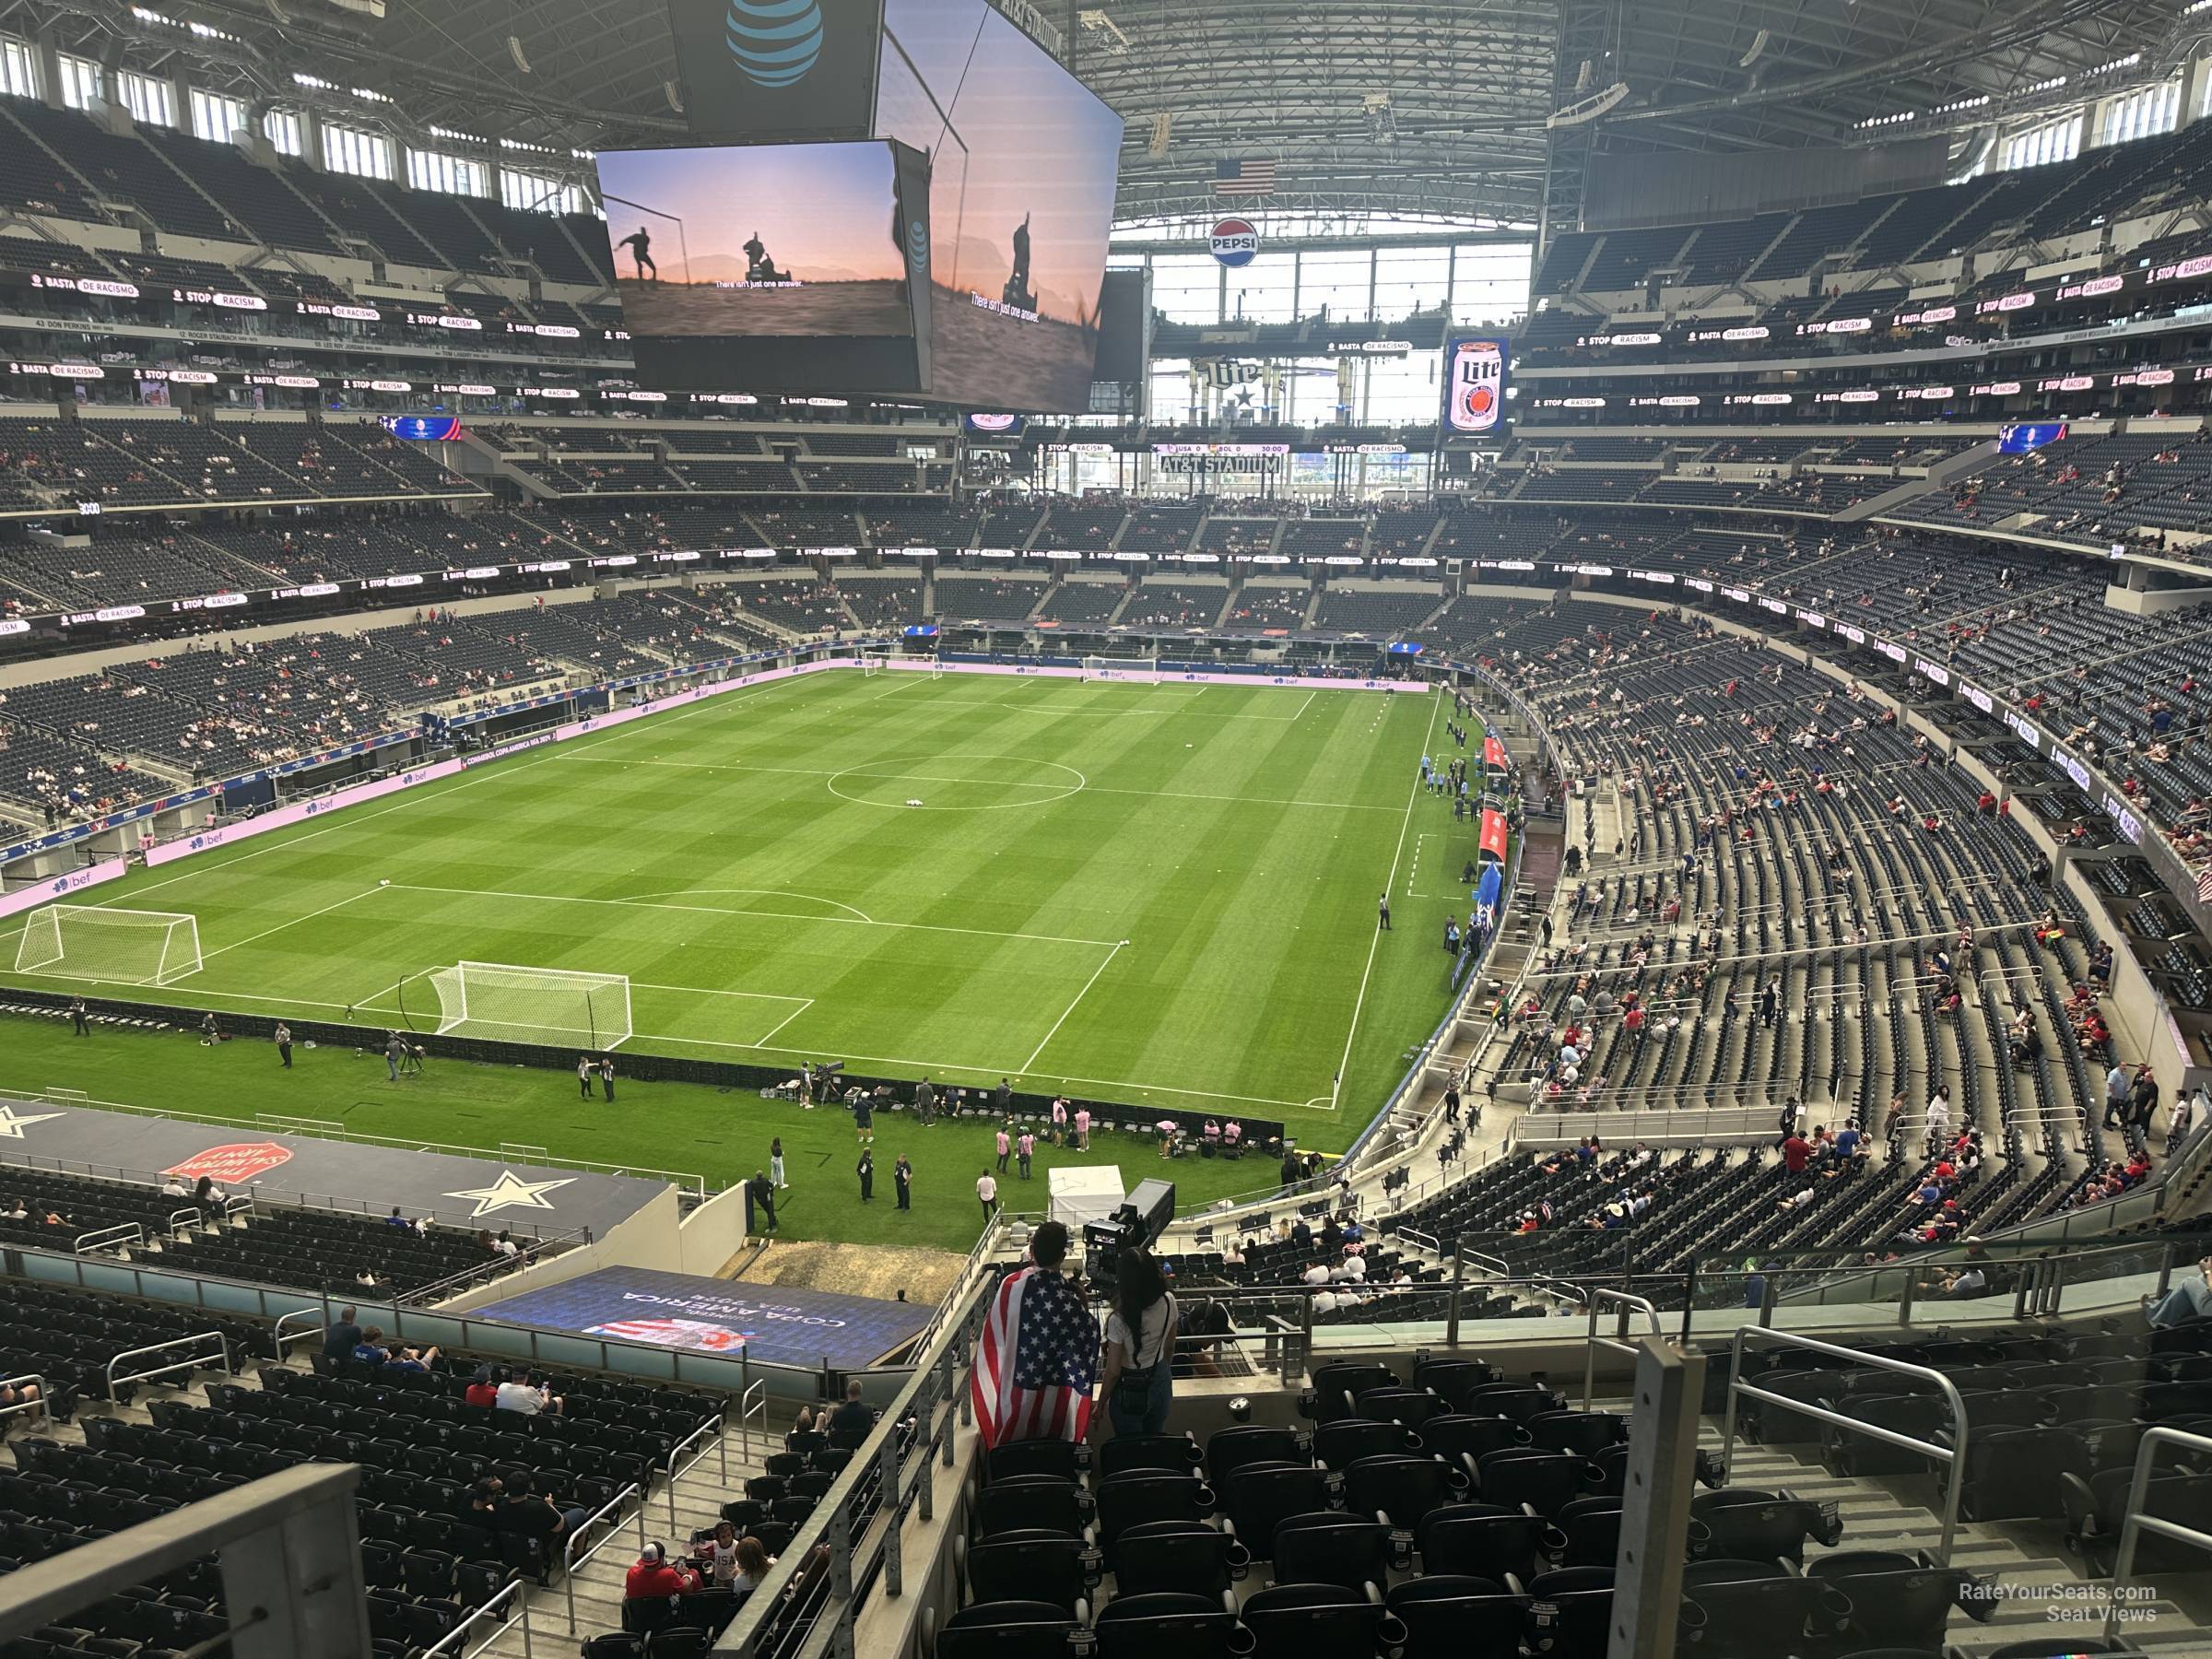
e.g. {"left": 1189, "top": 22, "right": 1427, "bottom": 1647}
{"left": 826, "top": 755, "right": 1087, "bottom": 812}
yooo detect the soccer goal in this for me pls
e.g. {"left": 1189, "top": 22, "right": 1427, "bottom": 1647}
{"left": 1080, "top": 655, "right": 1159, "bottom": 685}
{"left": 14, "top": 906, "right": 202, "bottom": 985}
{"left": 424, "top": 961, "right": 633, "bottom": 1049}
{"left": 860, "top": 650, "right": 893, "bottom": 677}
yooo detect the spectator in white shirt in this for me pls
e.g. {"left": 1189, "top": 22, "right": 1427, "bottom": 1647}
{"left": 495, "top": 1372, "right": 562, "bottom": 1417}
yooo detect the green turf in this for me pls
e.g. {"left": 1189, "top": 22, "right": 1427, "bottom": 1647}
{"left": 0, "top": 669, "right": 1485, "bottom": 1135}
{"left": 0, "top": 1008, "right": 1271, "bottom": 1252}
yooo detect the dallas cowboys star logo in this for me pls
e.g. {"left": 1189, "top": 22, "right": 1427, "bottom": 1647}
{"left": 441, "top": 1168, "right": 577, "bottom": 1218}
{"left": 0, "top": 1103, "right": 64, "bottom": 1139}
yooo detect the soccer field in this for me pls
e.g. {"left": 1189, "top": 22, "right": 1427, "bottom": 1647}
{"left": 3, "top": 669, "right": 1484, "bottom": 1134}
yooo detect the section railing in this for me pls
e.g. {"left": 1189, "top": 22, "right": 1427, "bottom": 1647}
{"left": 1582, "top": 1289, "right": 1662, "bottom": 1409}
{"left": 665, "top": 1414, "right": 730, "bottom": 1533}
{"left": 424, "top": 1574, "right": 532, "bottom": 1659}
{"left": 1719, "top": 1326, "right": 1970, "bottom": 1563}
{"left": 73, "top": 1223, "right": 142, "bottom": 1256}
{"left": 2103, "top": 1424, "right": 2212, "bottom": 1642}
{"left": 737, "top": 1379, "right": 767, "bottom": 1463}
{"left": 561, "top": 1480, "right": 646, "bottom": 1636}
{"left": 106, "top": 1331, "right": 228, "bottom": 1403}
{"left": 0, "top": 1374, "right": 44, "bottom": 1429}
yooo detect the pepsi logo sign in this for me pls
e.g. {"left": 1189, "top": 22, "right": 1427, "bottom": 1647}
{"left": 1210, "top": 219, "right": 1260, "bottom": 267}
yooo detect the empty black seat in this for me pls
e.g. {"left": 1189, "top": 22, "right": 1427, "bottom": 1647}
{"left": 1388, "top": 1574, "right": 1523, "bottom": 1659}
{"left": 960, "top": 1528, "right": 1090, "bottom": 1616}
{"left": 1113, "top": 1518, "right": 1244, "bottom": 1598}
{"left": 935, "top": 1599, "right": 1077, "bottom": 1659}
{"left": 1241, "top": 1583, "right": 1402, "bottom": 1659}
{"left": 1094, "top": 1592, "right": 1247, "bottom": 1659}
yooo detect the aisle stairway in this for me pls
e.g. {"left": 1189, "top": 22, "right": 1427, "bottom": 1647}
{"left": 1690, "top": 1407, "right": 2212, "bottom": 1653}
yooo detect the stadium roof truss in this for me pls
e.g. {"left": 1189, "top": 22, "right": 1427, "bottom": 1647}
{"left": 15, "top": 0, "right": 2208, "bottom": 233}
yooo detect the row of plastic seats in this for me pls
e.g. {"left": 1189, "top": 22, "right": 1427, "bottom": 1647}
{"left": 935, "top": 1570, "right": 1616, "bottom": 1659}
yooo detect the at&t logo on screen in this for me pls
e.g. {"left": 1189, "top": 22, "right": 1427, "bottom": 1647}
{"left": 726, "top": 0, "right": 823, "bottom": 88}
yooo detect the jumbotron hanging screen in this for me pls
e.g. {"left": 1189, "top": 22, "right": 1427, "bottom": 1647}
{"left": 595, "top": 137, "right": 933, "bottom": 394}
{"left": 874, "top": 0, "right": 1122, "bottom": 411}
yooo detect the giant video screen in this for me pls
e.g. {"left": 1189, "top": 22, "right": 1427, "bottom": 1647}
{"left": 595, "top": 138, "right": 932, "bottom": 394}
{"left": 874, "top": 0, "right": 1122, "bottom": 411}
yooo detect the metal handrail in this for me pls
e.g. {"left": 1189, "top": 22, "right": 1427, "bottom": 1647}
{"left": 0, "top": 1375, "right": 44, "bottom": 1427}
{"left": 737, "top": 1379, "right": 767, "bottom": 1463}
{"left": 396, "top": 1225, "right": 592, "bottom": 1307}
{"left": 73, "top": 1222, "right": 142, "bottom": 1256}
{"left": 105, "top": 1332, "right": 228, "bottom": 1404}
{"left": 422, "top": 1572, "right": 531, "bottom": 1659}
{"left": 2103, "top": 1424, "right": 2212, "bottom": 1641}
{"left": 561, "top": 1479, "right": 645, "bottom": 1635}
{"left": 1582, "top": 1289, "right": 1663, "bottom": 1408}
{"left": 271, "top": 1307, "right": 330, "bottom": 1361}
{"left": 664, "top": 1414, "right": 729, "bottom": 1532}
{"left": 1719, "top": 1326, "right": 1971, "bottom": 1563}
{"left": 165, "top": 1207, "right": 202, "bottom": 1239}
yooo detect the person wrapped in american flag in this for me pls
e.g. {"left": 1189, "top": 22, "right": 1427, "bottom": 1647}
{"left": 971, "top": 1221, "right": 1100, "bottom": 1446}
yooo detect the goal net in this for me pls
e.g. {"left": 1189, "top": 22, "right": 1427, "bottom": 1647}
{"left": 425, "top": 960, "right": 633, "bottom": 1049}
{"left": 1080, "top": 655, "right": 1159, "bottom": 685}
{"left": 14, "top": 906, "right": 202, "bottom": 985}
{"left": 860, "top": 651, "right": 892, "bottom": 677}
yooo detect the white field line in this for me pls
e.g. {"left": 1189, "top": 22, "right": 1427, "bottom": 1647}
{"left": 554, "top": 754, "right": 1399, "bottom": 813}
{"left": 1019, "top": 941, "right": 1124, "bottom": 1074}
{"left": 748, "top": 998, "right": 815, "bottom": 1049}
{"left": 1330, "top": 691, "right": 1441, "bottom": 1113}
{"left": 171, "top": 883, "right": 389, "bottom": 978}
{"left": 3, "top": 964, "right": 1316, "bottom": 1111}
{"left": 380, "top": 881, "right": 1123, "bottom": 950}
{"left": 72, "top": 672, "right": 846, "bottom": 912}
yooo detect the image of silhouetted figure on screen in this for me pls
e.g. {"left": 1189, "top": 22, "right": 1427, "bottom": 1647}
{"left": 616, "top": 227, "right": 656, "bottom": 282}
{"left": 744, "top": 231, "right": 791, "bottom": 283}
{"left": 1002, "top": 212, "right": 1035, "bottom": 312}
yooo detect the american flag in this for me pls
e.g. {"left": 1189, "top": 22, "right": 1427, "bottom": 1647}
{"left": 971, "top": 1265, "right": 1098, "bottom": 1445}
{"left": 1214, "top": 158, "right": 1278, "bottom": 196}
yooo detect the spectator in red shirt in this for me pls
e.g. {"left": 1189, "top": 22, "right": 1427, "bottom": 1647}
{"left": 624, "top": 1543, "right": 701, "bottom": 1603}
{"left": 1782, "top": 1134, "right": 1812, "bottom": 1174}
{"left": 463, "top": 1369, "right": 499, "bottom": 1409}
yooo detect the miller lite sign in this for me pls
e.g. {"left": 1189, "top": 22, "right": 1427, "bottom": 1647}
{"left": 1209, "top": 218, "right": 1260, "bottom": 267}
{"left": 1444, "top": 335, "right": 1509, "bottom": 435}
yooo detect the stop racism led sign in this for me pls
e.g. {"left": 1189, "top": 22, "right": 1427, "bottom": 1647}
{"left": 1210, "top": 218, "right": 1260, "bottom": 267}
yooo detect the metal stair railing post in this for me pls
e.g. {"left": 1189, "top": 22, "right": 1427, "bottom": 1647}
{"left": 2103, "top": 1424, "right": 2212, "bottom": 1643}
{"left": 270, "top": 1306, "right": 329, "bottom": 1361}
{"left": 1583, "top": 1289, "right": 1663, "bottom": 1409}
{"left": 1719, "top": 1326, "right": 1970, "bottom": 1563}
{"left": 106, "top": 1332, "right": 228, "bottom": 1404}
{"left": 561, "top": 1480, "right": 644, "bottom": 1635}
{"left": 664, "top": 1414, "right": 728, "bottom": 1533}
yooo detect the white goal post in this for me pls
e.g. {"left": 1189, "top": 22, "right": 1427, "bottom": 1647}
{"left": 13, "top": 905, "right": 202, "bottom": 985}
{"left": 425, "top": 960, "right": 633, "bottom": 1050}
{"left": 1079, "top": 655, "right": 1160, "bottom": 685}
{"left": 860, "top": 650, "right": 893, "bottom": 677}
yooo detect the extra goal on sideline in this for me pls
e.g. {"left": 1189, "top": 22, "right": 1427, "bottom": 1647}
{"left": 423, "top": 960, "right": 633, "bottom": 1049}
{"left": 14, "top": 906, "right": 201, "bottom": 985}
